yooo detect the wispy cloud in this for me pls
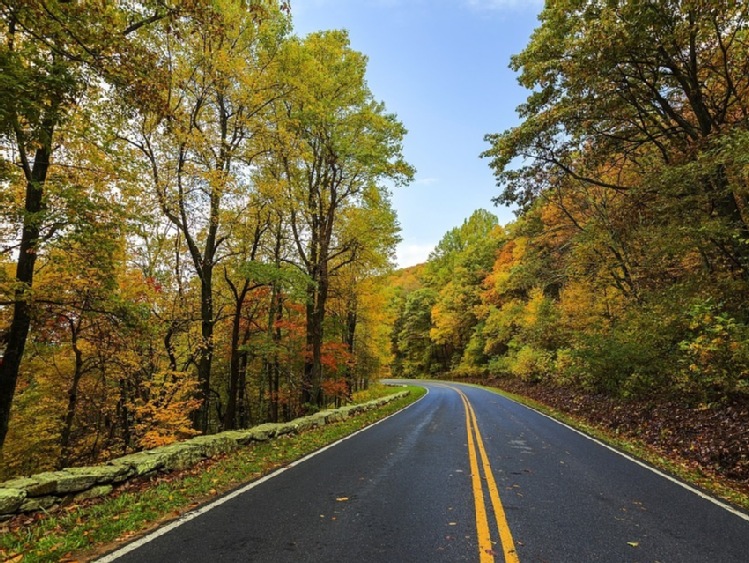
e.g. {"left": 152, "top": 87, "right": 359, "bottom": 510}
{"left": 465, "top": 0, "right": 543, "bottom": 11}
{"left": 413, "top": 177, "right": 439, "bottom": 186}
{"left": 396, "top": 243, "right": 434, "bottom": 268}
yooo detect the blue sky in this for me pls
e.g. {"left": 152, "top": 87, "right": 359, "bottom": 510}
{"left": 291, "top": 0, "right": 544, "bottom": 267}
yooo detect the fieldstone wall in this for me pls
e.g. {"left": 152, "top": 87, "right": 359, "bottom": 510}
{"left": 0, "top": 390, "right": 409, "bottom": 518}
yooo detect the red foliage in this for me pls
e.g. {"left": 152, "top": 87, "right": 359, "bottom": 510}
{"left": 321, "top": 378, "right": 350, "bottom": 401}
{"left": 319, "top": 341, "right": 354, "bottom": 373}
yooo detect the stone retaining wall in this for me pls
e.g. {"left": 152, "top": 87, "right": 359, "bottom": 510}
{"left": 0, "top": 390, "right": 409, "bottom": 518}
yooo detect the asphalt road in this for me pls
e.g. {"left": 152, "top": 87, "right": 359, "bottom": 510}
{"left": 98, "top": 381, "right": 749, "bottom": 562}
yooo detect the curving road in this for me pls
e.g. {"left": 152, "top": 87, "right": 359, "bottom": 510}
{"left": 98, "top": 381, "right": 749, "bottom": 562}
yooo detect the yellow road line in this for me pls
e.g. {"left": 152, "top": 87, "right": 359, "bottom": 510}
{"left": 463, "top": 391, "right": 495, "bottom": 562}
{"left": 455, "top": 386, "right": 520, "bottom": 563}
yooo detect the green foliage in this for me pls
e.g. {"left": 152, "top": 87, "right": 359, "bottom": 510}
{"left": 396, "top": 288, "right": 438, "bottom": 377}
{"left": 678, "top": 301, "right": 749, "bottom": 400}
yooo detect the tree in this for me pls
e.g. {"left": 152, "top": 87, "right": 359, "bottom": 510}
{"left": 396, "top": 288, "right": 438, "bottom": 377}
{"left": 268, "top": 30, "right": 413, "bottom": 408}
{"left": 483, "top": 0, "right": 749, "bottom": 275}
{"left": 426, "top": 210, "right": 502, "bottom": 368}
{"left": 0, "top": 0, "right": 199, "bottom": 450}
{"left": 124, "top": 1, "right": 290, "bottom": 432}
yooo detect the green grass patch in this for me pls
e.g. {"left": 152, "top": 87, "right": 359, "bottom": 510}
{"left": 0, "top": 385, "right": 426, "bottom": 563}
{"left": 474, "top": 382, "right": 749, "bottom": 514}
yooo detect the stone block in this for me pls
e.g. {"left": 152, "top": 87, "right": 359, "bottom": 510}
{"left": 112, "top": 452, "right": 166, "bottom": 476}
{"left": 6, "top": 473, "right": 59, "bottom": 497}
{"left": 189, "top": 435, "right": 238, "bottom": 457}
{"left": 151, "top": 444, "right": 205, "bottom": 471}
{"left": 20, "top": 495, "right": 57, "bottom": 513}
{"left": 274, "top": 422, "right": 299, "bottom": 436}
{"left": 74, "top": 484, "right": 113, "bottom": 502}
{"left": 220, "top": 430, "right": 254, "bottom": 446}
{"left": 0, "top": 489, "right": 26, "bottom": 514}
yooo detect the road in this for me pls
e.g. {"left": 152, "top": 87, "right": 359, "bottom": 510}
{"left": 98, "top": 381, "right": 749, "bottom": 562}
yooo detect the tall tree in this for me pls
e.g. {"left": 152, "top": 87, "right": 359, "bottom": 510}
{"left": 0, "top": 0, "right": 182, "bottom": 449}
{"left": 124, "top": 1, "right": 290, "bottom": 432}
{"left": 270, "top": 31, "right": 413, "bottom": 407}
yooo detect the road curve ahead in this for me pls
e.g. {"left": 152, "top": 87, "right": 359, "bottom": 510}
{"left": 98, "top": 381, "right": 749, "bottom": 562}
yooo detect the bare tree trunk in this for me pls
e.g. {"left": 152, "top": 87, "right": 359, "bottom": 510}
{"left": 0, "top": 142, "right": 52, "bottom": 450}
{"left": 59, "top": 318, "right": 84, "bottom": 468}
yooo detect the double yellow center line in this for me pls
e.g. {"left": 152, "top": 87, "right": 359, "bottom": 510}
{"left": 454, "top": 386, "right": 519, "bottom": 563}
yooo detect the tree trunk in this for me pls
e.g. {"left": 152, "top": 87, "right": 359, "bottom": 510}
{"left": 224, "top": 280, "right": 248, "bottom": 430}
{"left": 117, "top": 377, "right": 131, "bottom": 454}
{"left": 193, "top": 269, "right": 214, "bottom": 433}
{"left": 59, "top": 324, "right": 84, "bottom": 469}
{"left": 344, "top": 297, "right": 357, "bottom": 394}
{"left": 237, "top": 350, "right": 249, "bottom": 427}
{"left": 0, "top": 144, "right": 52, "bottom": 450}
{"left": 303, "top": 269, "right": 327, "bottom": 409}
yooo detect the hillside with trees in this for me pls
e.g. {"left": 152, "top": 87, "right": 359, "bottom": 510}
{"left": 388, "top": 0, "right": 749, "bottom": 488}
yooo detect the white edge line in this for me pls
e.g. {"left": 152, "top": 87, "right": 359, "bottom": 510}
{"left": 483, "top": 385, "right": 749, "bottom": 523}
{"left": 95, "top": 389, "right": 428, "bottom": 562}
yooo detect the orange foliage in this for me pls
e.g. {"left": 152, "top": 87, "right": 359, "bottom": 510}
{"left": 133, "top": 372, "right": 202, "bottom": 449}
{"left": 320, "top": 378, "right": 350, "bottom": 401}
{"left": 319, "top": 341, "right": 355, "bottom": 373}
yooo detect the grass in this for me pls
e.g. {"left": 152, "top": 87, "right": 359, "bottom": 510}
{"left": 474, "top": 382, "right": 749, "bottom": 514}
{"left": 0, "top": 385, "right": 426, "bottom": 563}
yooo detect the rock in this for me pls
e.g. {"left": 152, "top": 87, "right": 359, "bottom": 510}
{"left": 295, "top": 418, "right": 315, "bottom": 432}
{"left": 274, "top": 422, "right": 299, "bottom": 436}
{"left": 112, "top": 452, "right": 166, "bottom": 476}
{"left": 309, "top": 411, "right": 334, "bottom": 426}
{"left": 69, "top": 465, "right": 127, "bottom": 486}
{"left": 5, "top": 473, "right": 58, "bottom": 497}
{"left": 20, "top": 495, "right": 57, "bottom": 513}
{"left": 220, "top": 430, "right": 255, "bottom": 446}
{"left": 1, "top": 476, "right": 41, "bottom": 491}
{"left": 327, "top": 411, "right": 344, "bottom": 423}
{"left": 0, "top": 489, "right": 26, "bottom": 514}
{"left": 55, "top": 468, "right": 101, "bottom": 493}
{"left": 336, "top": 406, "right": 354, "bottom": 418}
{"left": 249, "top": 423, "right": 279, "bottom": 441}
{"left": 189, "top": 435, "right": 238, "bottom": 457}
{"left": 247, "top": 423, "right": 278, "bottom": 441}
{"left": 74, "top": 484, "right": 113, "bottom": 502}
{"left": 151, "top": 444, "right": 205, "bottom": 471}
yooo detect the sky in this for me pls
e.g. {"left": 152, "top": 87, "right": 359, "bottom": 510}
{"left": 291, "top": 0, "right": 544, "bottom": 268}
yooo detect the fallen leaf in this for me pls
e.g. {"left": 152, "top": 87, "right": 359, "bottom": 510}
{"left": 335, "top": 497, "right": 349, "bottom": 502}
{"left": 627, "top": 541, "right": 640, "bottom": 548}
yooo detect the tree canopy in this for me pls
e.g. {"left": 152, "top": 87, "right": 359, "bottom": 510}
{"left": 0, "top": 0, "right": 411, "bottom": 477}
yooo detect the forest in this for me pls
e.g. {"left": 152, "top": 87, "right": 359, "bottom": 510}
{"left": 3, "top": 0, "right": 749, "bottom": 487}
{"left": 0, "top": 0, "right": 412, "bottom": 479}
{"left": 389, "top": 1, "right": 749, "bottom": 483}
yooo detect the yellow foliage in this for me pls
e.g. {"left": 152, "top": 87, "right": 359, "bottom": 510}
{"left": 133, "top": 372, "right": 202, "bottom": 450}
{"left": 558, "top": 280, "right": 623, "bottom": 333}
